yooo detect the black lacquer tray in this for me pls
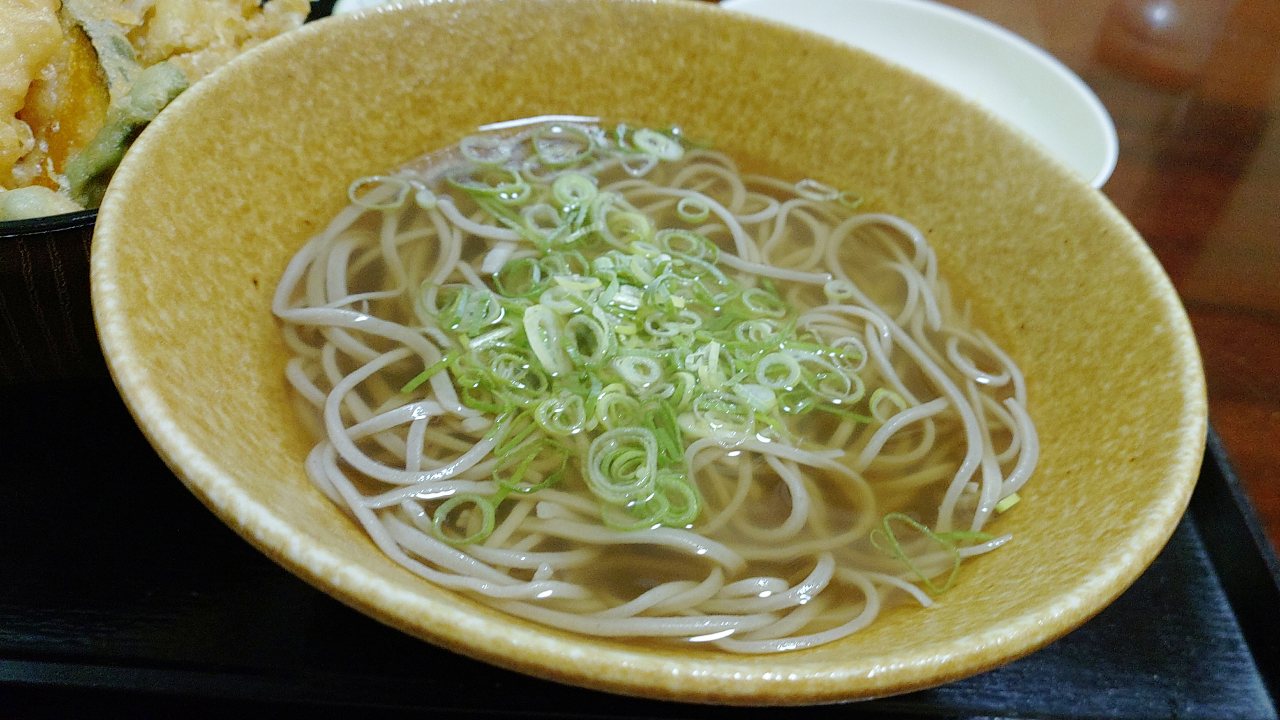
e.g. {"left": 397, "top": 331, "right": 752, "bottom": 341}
{"left": 1, "top": 377, "right": 1276, "bottom": 720}
{"left": 3, "top": 4, "right": 1278, "bottom": 717}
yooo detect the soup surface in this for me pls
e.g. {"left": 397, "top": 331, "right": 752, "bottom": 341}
{"left": 273, "top": 117, "right": 1037, "bottom": 653}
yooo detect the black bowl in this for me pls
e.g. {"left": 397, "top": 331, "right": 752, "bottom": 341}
{"left": 0, "top": 210, "right": 104, "bottom": 385}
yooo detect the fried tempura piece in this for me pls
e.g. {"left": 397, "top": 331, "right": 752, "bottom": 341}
{"left": 1, "top": 0, "right": 310, "bottom": 220}
{"left": 14, "top": 19, "right": 112, "bottom": 190}
{"left": 1, "top": 0, "right": 65, "bottom": 189}
{"left": 127, "top": 0, "right": 311, "bottom": 81}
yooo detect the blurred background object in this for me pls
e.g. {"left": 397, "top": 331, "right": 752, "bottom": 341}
{"left": 1096, "top": 0, "right": 1239, "bottom": 89}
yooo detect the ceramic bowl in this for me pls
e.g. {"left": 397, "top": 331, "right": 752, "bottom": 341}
{"left": 90, "top": 0, "right": 1206, "bottom": 704}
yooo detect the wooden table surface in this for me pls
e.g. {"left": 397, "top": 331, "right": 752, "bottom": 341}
{"left": 749, "top": 0, "right": 1280, "bottom": 557}
{"left": 934, "top": 0, "right": 1280, "bottom": 558}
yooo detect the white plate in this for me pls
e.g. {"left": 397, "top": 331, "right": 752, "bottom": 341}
{"left": 332, "top": 0, "right": 391, "bottom": 13}
{"left": 720, "top": 0, "right": 1117, "bottom": 187}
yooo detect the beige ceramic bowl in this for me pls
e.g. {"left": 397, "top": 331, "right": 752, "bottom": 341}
{"left": 90, "top": 0, "right": 1207, "bottom": 705}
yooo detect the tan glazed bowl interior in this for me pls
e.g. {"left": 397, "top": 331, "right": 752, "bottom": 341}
{"left": 90, "top": 0, "right": 1207, "bottom": 705}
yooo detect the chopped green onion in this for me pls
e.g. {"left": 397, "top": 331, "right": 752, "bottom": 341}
{"left": 657, "top": 229, "right": 715, "bottom": 260}
{"left": 597, "top": 202, "right": 653, "bottom": 248}
{"left": 522, "top": 304, "right": 571, "bottom": 376}
{"left": 493, "top": 409, "right": 540, "bottom": 457}
{"left": 655, "top": 471, "right": 700, "bottom": 527}
{"left": 448, "top": 165, "right": 530, "bottom": 204}
{"left": 494, "top": 257, "right": 544, "bottom": 297}
{"left": 534, "top": 392, "right": 588, "bottom": 436}
{"left": 563, "top": 313, "right": 614, "bottom": 368}
{"left": 375, "top": 123, "right": 884, "bottom": 534}
{"left": 552, "top": 172, "right": 598, "bottom": 207}
{"left": 587, "top": 427, "right": 659, "bottom": 505}
{"left": 870, "top": 513, "right": 962, "bottom": 594}
{"left": 675, "top": 196, "right": 711, "bottom": 223}
{"left": 739, "top": 287, "right": 788, "bottom": 318}
{"left": 614, "top": 354, "right": 665, "bottom": 389}
{"left": 595, "top": 386, "right": 643, "bottom": 429}
{"left": 756, "top": 352, "right": 801, "bottom": 389}
{"left": 632, "top": 128, "right": 684, "bottom": 161}
{"left": 870, "top": 387, "right": 907, "bottom": 423}
{"left": 995, "top": 492, "right": 1021, "bottom": 514}
{"left": 400, "top": 351, "right": 459, "bottom": 394}
{"left": 432, "top": 493, "right": 497, "bottom": 545}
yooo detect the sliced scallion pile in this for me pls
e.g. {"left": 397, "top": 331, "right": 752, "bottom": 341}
{"left": 400, "top": 123, "right": 876, "bottom": 540}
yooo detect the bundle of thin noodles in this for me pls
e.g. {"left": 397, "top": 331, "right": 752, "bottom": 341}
{"left": 273, "top": 118, "right": 1037, "bottom": 653}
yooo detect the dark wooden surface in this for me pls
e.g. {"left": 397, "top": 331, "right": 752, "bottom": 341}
{"left": 0, "top": 380, "right": 1275, "bottom": 718}
{"left": 929, "top": 0, "right": 1280, "bottom": 556}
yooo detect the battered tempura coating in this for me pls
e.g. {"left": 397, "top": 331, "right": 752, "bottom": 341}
{"left": 0, "top": 0, "right": 65, "bottom": 189}
{"left": 0, "top": 0, "right": 311, "bottom": 220}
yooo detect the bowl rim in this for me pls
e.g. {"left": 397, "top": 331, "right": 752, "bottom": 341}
{"left": 0, "top": 209, "right": 97, "bottom": 239}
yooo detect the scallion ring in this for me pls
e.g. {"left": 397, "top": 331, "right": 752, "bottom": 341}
{"left": 432, "top": 494, "right": 497, "bottom": 545}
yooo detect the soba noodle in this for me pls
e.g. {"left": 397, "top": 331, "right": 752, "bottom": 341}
{"left": 273, "top": 117, "right": 1037, "bottom": 653}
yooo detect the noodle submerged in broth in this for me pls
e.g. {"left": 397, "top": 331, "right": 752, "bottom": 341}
{"left": 273, "top": 117, "right": 1038, "bottom": 653}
